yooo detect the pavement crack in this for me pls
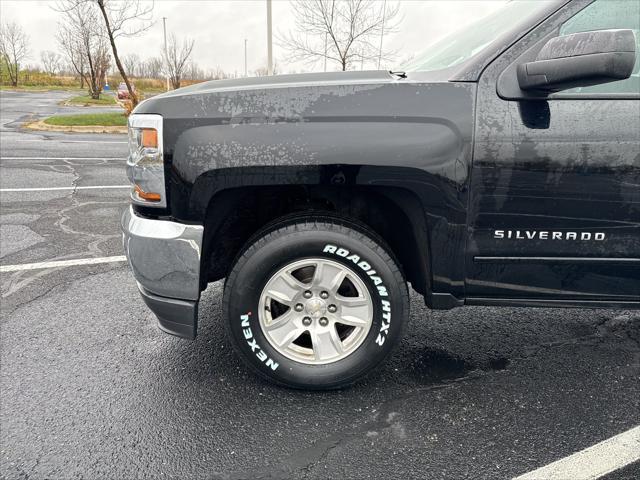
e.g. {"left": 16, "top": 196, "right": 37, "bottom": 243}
{"left": 515, "top": 312, "right": 640, "bottom": 362}
{"left": 303, "top": 444, "right": 338, "bottom": 477}
{"left": 1, "top": 266, "right": 104, "bottom": 317}
{"left": 2, "top": 282, "right": 61, "bottom": 313}
{"left": 210, "top": 375, "right": 483, "bottom": 480}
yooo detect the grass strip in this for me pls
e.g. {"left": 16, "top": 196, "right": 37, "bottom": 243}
{"left": 67, "top": 94, "right": 117, "bottom": 105}
{"left": 43, "top": 112, "right": 127, "bottom": 127}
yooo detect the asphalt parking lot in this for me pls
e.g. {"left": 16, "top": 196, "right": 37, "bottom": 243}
{"left": 1, "top": 90, "right": 639, "bottom": 480}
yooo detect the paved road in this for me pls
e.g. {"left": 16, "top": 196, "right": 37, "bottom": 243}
{"left": 1, "top": 90, "right": 638, "bottom": 480}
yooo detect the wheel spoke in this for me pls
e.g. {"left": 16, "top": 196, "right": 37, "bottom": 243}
{"left": 263, "top": 312, "right": 304, "bottom": 348}
{"left": 259, "top": 257, "right": 374, "bottom": 365}
{"left": 266, "top": 271, "right": 306, "bottom": 304}
{"left": 311, "top": 326, "right": 344, "bottom": 361}
{"left": 336, "top": 296, "right": 371, "bottom": 327}
{"left": 312, "top": 261, "right": 346, "bottom": 292}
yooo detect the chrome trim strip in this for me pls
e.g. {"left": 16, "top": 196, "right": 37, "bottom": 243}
{"left": 466, "top": 297, "right": 640, "bottom": 309}
{"left": 121, "top": 207, "right": 204, "bottom": 300}
{"left": 474, "top": 256, "right": 640, "bottom": 264}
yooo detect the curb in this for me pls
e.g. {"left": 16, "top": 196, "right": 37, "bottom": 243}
{"left": 22, "top": 119, "right": 127, "bottom": 134}
{"left": 60, "top": 100, "right": 120, "bottom": 108}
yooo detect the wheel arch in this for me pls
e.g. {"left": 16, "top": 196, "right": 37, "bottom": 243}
{"left": 198, "top": 165, "right": 441, "bottom": 304}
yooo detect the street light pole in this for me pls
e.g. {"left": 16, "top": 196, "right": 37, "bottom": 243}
{"left": 267, "top": 0, "right": 273, "bottom": 75}
{"left": 162, "top": 17, "right": 169, "bottom": 91}
{"left": 244, "top": 38, "right": 248, "bottom": 77}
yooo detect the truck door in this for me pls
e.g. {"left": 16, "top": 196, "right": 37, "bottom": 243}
{"left": 467, "top": 0, "right": 640, "bottom": 303}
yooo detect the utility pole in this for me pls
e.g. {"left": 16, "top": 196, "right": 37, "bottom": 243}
{"left": 244, "top": 38, "right": 248, "bottom": 77}
{"left": 266, "top": 0, "right": 273, "bottom": 75}
{"left": 162, "top": 17, "right": 169, "bottom": 91}
{"left": 377, "top": 0, "right": 387, "bottom": 70}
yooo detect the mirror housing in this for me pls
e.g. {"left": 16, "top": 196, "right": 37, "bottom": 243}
{"left": 517, "top": 29, "right": 636, "bottom": 92}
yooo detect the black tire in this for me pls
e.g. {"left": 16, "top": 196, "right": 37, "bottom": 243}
{"left": 222, "top": 216, "right": 409, "bottom": 390}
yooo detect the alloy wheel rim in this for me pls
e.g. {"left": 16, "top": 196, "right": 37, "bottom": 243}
{"left": 258, "top": 258, "right": 373, "bottom": 365}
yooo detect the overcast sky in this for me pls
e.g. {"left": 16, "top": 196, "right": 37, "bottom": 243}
{"left": 0, "top": 0, "right": 506, "bottom": 74}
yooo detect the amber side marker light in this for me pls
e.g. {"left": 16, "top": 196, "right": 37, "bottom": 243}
{"left": 141, "top": 128, "right": 158, "bottom": 148}
{"left": 134, "top": 184, "right": 162, "bottom": 202}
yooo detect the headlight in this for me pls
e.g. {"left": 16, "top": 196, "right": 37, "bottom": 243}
{"left": 126, "top": 114, "right": 166, "bottom": 208}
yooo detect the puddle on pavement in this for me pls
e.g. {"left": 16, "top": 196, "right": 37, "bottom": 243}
{"left": 405, "top": 348, "right": 510, "bottom": 384}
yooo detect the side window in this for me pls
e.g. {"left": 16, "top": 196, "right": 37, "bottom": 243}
{"left": 556, "top": 0, "right": 640, "bottom": 95}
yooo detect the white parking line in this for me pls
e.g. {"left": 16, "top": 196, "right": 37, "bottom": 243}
{"left": 0, "top": 256, "right": 127, "bottom": 272}
{"left": 0, "top": 156, "right": 123, "bottom": 161}
{"left": 0, "top": 185, "right": 129, "bottom": 192}
{"left": 4, "top": 140, "right": 127, "bottom": 144}
{"left": 62, "top": 140, "right": 127, "bottom": 144}
{"left": 513, "top": 425, "right": 640, "bottom": 480}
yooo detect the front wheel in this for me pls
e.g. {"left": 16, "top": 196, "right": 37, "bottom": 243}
{"left": 223, "top": 218, "right": 409, "bottom": 389}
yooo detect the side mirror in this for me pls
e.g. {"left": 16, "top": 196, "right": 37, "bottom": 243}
{"left": 517, "top": 29, "right": 636, "bottom": 92}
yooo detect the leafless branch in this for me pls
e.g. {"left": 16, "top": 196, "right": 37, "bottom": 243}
{"left": 98, "top": 0, "right": 154, "bottom": 39}
{"left": 54, "top": 0, "right": 154, "bottom": 37}
{"left": 277, "top": 0, "right": 400, "bottom": 71}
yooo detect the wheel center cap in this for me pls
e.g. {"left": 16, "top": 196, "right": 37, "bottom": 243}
{"left": 305, "top": 298, "right": 327, "bottom": 318}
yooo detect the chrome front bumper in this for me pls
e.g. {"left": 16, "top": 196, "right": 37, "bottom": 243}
{"left": 121, "top": 207, "right": 204, "bottom": 339}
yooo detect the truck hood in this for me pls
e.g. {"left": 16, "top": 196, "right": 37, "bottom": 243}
{"left": 149, "top": 70, "right": 397, "bottom": 99}
{"left": 133, "top": 69, "right": 455, "bottom": 118}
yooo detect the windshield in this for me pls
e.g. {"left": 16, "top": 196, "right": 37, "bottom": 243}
{"left": 400, "top": 0, "right": 555, "bottom": 73}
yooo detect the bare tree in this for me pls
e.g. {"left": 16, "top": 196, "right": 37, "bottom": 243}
{"left": 57, "top": 1, "right": 110, "bottom": 98}
{"left": 57, "top": 28, "right": 86, "bottom": 88}
{"left": 207, "top": 66, "right": 229, "bottom": 80}
{"left": 140, "top": 56, "right": 163, "bottom": 79}
{"left": 40, "top": 50, "right": 63, "bottom": 76}
{"left": 162, "top": 33, "right": 194, "bottom": 89}
{"left": 184, "top": 61, "right": 208, "bottom": 81}
{"left": 122, "top": 52, "right": 141, "bottom": 77}
{"left": 95, "top": 0, "right": 154, "bottom": 106}
{"left": 0, "top": 22, "right": 29, "bottom": 86}
{"left": 278, "top": 0, "right": 399, "bottom": 71}
{"left": 254, "top": 61, "right": 279, "bottom": 77}
{"left": 56, "top": 1, "right": 152, "bottom": 103}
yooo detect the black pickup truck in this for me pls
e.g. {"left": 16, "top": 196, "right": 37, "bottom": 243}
{"left": 122, "top": 0, "right": 639, "bottom": 389}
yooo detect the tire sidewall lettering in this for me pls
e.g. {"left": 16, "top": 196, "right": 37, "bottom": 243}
{"left": 240, "top": 312, "right": 280, "bottom": 371}
{"left": 323, "top": 243, "right": 392, "bottom": 347}
{"left": 225, "top": 224, "right": 407, "bottom": 388}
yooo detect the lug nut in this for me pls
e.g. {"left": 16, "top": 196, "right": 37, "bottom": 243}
{"left": 303, "top": 290, "right": 313, "bottom": 299}
{"left": 302, "top": 316, "right": 312, "bottom": 326}
{"left": 319, "top": 317, "right": 329, "bottom": 327}
{"left": 320, "top": 291, "right": 329, "bottom": 299}
{"left": 295, "top": 303, "right": 304, "bottom": 312}
{"left": 328, "top": 304, "right": 337, "bottom": 313}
